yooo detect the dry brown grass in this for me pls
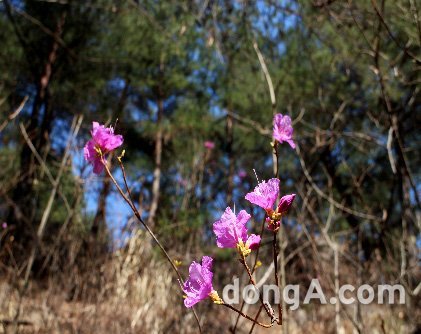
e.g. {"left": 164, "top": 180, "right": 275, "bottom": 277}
{"left": 0, "top": 230, "right": 195, "bottom": 333}
{"left": 0, "top": 230, "right": 418, "bottom": 333}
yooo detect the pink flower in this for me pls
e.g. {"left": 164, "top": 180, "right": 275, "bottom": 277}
{"left": 245, "top": 178, "right": 280, "bottom": 212}
{"left": 266, "top": 194, "right": 296, "bottom": 231}
{"left": 237, "top": 170, "right": 247, "bottom": 179}
{"left": 83, "top": 122, "right": 123, "bottom": 174}
{"left": 277, "top": 194, "right": 296, "bottom": 214}
{"left": 213, "top": 207, "right": 261, "bottom": 253}
{"left": 2, "top": 222, "right": 7, "bottom": 229}
{"left": 183, "top": 256, "right": 215, "bottom": 308}
{"left": 245, "top": 234, "right": 261, "bottom": 250}
{"left": 273, "top": 114, "right": 295, "bottom": 149}
{"left": 245, "top": 178, "right": 296, "bottom": 231}
{"left": 204, "top": 140, "right": 215, "bottom": 150}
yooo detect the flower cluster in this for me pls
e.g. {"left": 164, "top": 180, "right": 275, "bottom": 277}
{"left": 181, "top": 113, "right": 296, "bottom": 307}
{"left": 245, "top": 178, "right": 296, "bottom": 231}
{"left": 83, "top": 113, "right": 296, "bottom": 312}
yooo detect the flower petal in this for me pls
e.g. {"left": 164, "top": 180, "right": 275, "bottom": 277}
{"left": 245, "top": 178, "right": 280, "bottom": 210}
{"left": 246, "top": 234, "right": 261, "bottom": 250}
{"left": 277, "top": 194, "right": 296, "bottom": 213}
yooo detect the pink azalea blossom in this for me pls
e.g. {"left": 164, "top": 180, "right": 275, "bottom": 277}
{"left": 273, "top": 114, "right": 295, "bottom": 149}
{"left": 277, "top": 194, "right": 296, "bottom": 214}
{"left": 245, "top": 233, "right": 261, "bottom": 250}
{"left": 245, "top": 178, "right": 280, "bottom": 211}
{"left": 213, "top": 207, "right": 261, "bottom": 250}
{"left": 1, "top": 222, "right": 7, "bottom": 229}
{"left": 237, "top": 170, "right": 247, "bottom": 179}
{"left": 183, "top": 256, "right": 215, "bottom": 308}
{"left": 204, "top": 140, "right": 215, "bottom": 150}
{"left": 266, "top": 194, "right": 296, "bottom": 231}
{"left": 84, "top": 122, "right": 123, "bottom": 174}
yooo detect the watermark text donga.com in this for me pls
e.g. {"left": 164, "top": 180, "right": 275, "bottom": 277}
{"left": 222, "top": 278, "right": 405, "bottom": 310}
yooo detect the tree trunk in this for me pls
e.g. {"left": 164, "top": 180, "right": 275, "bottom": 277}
{"left": 8, "top": 13, "right": 66, "bottom": 248}
{"left": 148, "top": 93, "right": 163, "bottom": 228}
{"left": 91, "top": 174, "right": 111, "bottom": 238}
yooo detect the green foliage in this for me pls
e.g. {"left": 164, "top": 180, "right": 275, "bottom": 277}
{"left": 0, "top": 0, "right": 418, "bottom": 270}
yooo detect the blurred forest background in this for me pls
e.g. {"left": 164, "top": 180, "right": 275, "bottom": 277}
{"left": 0, "top": 0, "right": 420, "bottom": 333}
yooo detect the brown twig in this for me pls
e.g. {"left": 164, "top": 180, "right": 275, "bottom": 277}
{"left": 273, "top": 141, "right": 279, "bottom": 179}
{"left": 371, "top": 0, "right": 421, "bottom": 64}
{"left": 233, "top": 214, "right": 267, "bottom": 332}
{"left": 272, "top": 232, "right": 282, "bottom": 325}
{"left": 296, "top": 145, "right": 382, "bottom": 221}
{"left": 248, "top": 304, "right": 263, "bottom": 334}
{"left": 253, "top": 40, "right": 276, "bottom": 115}
{"left": 223, "top": 304, "right": 274, "bottom": 329}
{"left": 23, "top": 115, "right": 82, "bottom": 283}
{"left": 272, "top": 139, "right": 282, "bottom": 325}
{"left": 103, "top": 160, "right": 203, "bottom": 333}
{"left": 239, "top": 254, "right": 276, "bottom": 322}
{"left": 233, "top": 138, "right": 281, "bottom": 332}
{"left": 0, "top": 96, "right": 28, "bottom": 133}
